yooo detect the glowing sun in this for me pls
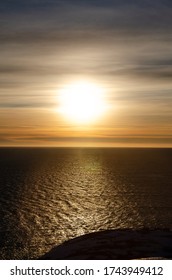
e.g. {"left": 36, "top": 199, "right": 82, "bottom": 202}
{"left": 58, "top": 81, "right": 106, "bottom": 123}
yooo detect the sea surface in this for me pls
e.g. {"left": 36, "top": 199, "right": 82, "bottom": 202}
{"left": 0, "top": 148, "right": 172, "bottom": 259}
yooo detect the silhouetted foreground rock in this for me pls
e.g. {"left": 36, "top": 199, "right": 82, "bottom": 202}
{"left": 39, "top": 229, "right": 172, "bottom": 260}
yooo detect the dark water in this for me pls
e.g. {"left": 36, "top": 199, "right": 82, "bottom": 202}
{"left": 0, "top": 148, "right": 172, "bottom": 259}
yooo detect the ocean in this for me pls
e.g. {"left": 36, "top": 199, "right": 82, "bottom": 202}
{"left": 0, "top": 148, "right": 172, "bottom": 259}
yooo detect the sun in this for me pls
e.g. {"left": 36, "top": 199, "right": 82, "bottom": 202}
{"left": 58, "top": 81, "right": 106, "bottom": 123}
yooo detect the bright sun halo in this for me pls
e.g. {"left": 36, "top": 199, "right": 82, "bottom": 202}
{"left": 58, "top": 81, "right": 106, "bottom": 123}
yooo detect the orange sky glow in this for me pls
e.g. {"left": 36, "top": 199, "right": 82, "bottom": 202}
{"left": 0, "top": 1, "right": 172, "bottom": 147}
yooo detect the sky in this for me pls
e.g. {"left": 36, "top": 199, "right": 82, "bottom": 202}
{"left": 0, "top": 0, "right": 172, "bottom": 147}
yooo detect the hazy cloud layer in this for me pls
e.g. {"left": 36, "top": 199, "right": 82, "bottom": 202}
{"left": 0, "top": 0, "right": 172, "bottom": 146}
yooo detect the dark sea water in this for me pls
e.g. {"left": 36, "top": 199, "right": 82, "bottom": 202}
{"left": 0, "top": 148, "right": 172, "bottom": 259}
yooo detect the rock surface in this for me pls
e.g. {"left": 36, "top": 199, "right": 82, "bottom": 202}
{"left": 39, "top": 229, "right": 172, "bottom": 260}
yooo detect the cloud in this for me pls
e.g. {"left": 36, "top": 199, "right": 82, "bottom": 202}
{"left": 1, "top": 134, "right": 172, "bottom": 146}
{"left": 1, "top": 0, "right": 172, "bottom": 80}
{"left": 0, "top": 102, "right": 55, "bottom": 108}
{"left": 0, "top": 1, "right": 172, "bottom": 146}
{"left": 1, "top": 0, "right": 172, "bottom": 44}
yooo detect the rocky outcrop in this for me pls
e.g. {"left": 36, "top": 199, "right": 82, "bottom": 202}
{"left": 39, "top": 229, "right": 172, "bottom": 260}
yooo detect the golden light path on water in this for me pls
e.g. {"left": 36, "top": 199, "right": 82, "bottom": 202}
{"left": 0, "top": 148, "right": 172, "bottom": 259}
{"left": 18, "top": 150, "right": 141, "bottom": 258}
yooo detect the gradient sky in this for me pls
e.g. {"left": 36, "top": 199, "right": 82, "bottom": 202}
{"left": 0, "top": 0, "right": 172, "bottom": 147}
